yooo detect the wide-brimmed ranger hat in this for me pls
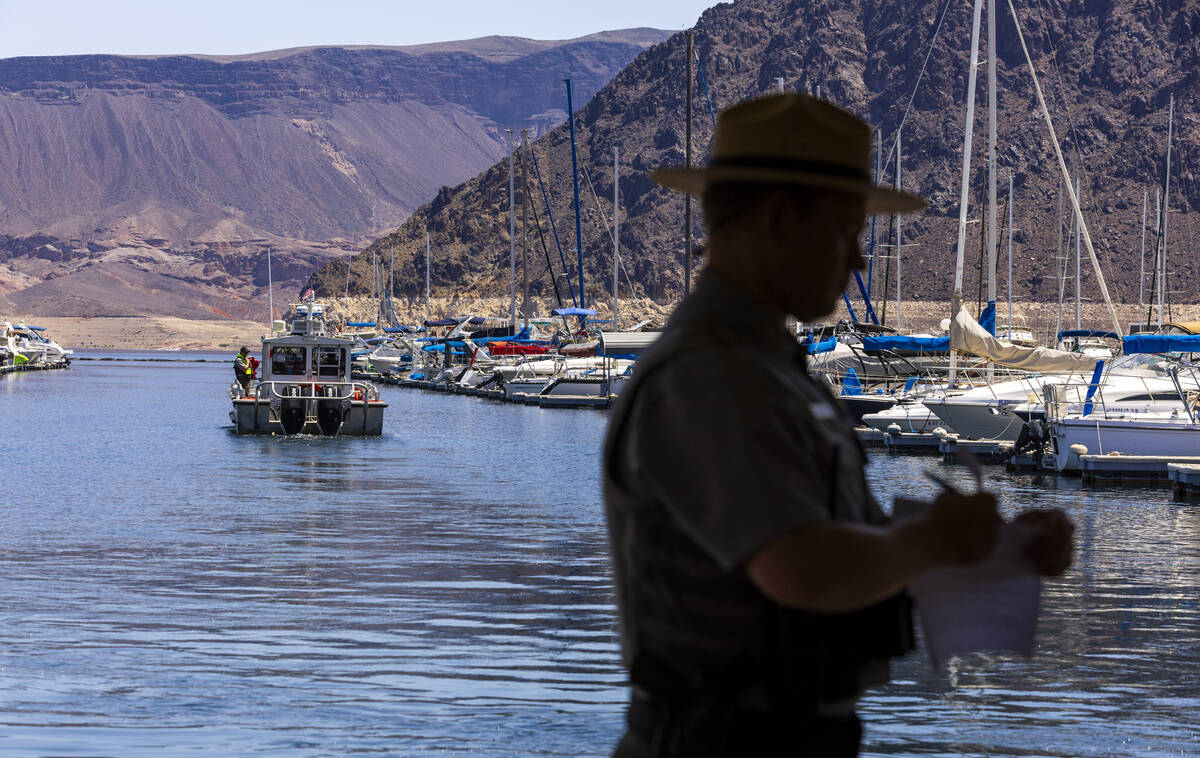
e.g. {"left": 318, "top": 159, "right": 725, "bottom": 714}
{"left": 652, "top": 93, "right": 926, "bottom": 214}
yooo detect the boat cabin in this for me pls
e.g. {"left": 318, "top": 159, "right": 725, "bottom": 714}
{"left": 260, "top": 304, "right": 352, "bottom": 383}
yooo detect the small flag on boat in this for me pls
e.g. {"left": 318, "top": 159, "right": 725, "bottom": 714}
{"left": 299, "top": 284, "right": 315, "bottom": 302}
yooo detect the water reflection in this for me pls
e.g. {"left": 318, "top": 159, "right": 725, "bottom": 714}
{"left": 1, "top": 358, "right": 1198, "bottom": 755}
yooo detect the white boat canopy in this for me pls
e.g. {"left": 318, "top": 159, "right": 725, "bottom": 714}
{"left": 950, "top": 305, "right": 1102, "bottom": 372}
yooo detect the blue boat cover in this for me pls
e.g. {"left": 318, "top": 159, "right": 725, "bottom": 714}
{"left": 1059, "top": 329, "right": 1119, "bottom": 340}
{"left": 802, "top": 336, "right": 838, "bottom": 355}
{"left": 980, "top": 303, "right": 996, "bottom": 336}
{"left": 422, "top": 343, "right": 468, "bottom": 353}
{"left": 345, "top": 321, "right": 377, "bottom": 327}
{"left": 382, "top": 326, "right": 413, "bottom": 333}
{"left": 551, "top": 307, "right": 598, "bottom": 317}
{"left": 861, "top": 335, "right": 950, "bottom": 352}
{"left": 1122, "top": 335, "right": 1200, "bottom": 354}
{"left": 1081, "top": 360, "right": 1106, "bottom": 416}
{"left": 840, "top": 366, "right": 862, "bottom": 396}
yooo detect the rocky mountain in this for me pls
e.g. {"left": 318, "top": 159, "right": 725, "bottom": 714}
{"left": 0, "top": 29, "right": 670, "bottom": 318}
{"left": 316, "top": 0, "right": 1199, "bottom": 324}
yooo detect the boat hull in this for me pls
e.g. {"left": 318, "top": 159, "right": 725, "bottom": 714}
{"left": 1051, "top": 414, "right": 1200, "bottom": 470}
{"left": 923, "top": 397, "right": 1029, "bottom": 441}
{"left": 231, "top": 397, "right": 387, "bottom": 436}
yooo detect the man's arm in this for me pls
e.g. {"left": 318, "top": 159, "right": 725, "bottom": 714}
{"left": 747, "top": 490, "right": 1001, "bottom": 614}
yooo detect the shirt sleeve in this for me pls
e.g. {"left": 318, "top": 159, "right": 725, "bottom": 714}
{"left": 622, "top": 350, "right": 835, "bottom": 571}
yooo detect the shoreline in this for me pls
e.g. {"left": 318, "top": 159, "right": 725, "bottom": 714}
{"left": 13, "top": 299, "right": 1200, "bottom": 351}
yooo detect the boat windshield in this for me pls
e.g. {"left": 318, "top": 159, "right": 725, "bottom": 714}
{"left": 313, "top": 347, "right": 344, "bottom": 378}
{"left": 271, "top": 346, "right": 306, "bottom": 376}
{"left": 1107, "top": 352, "right": 1175, "bottom": 376}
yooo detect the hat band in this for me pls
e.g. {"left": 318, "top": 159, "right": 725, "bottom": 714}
{"left": 708, "top": 155, "right": 871, "bottom": 184}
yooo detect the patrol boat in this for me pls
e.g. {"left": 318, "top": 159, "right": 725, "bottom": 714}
{"left": 229, "top": 303, "right": 387, "bottom": 436}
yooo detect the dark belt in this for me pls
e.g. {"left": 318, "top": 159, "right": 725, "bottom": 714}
{"left": 625, "top": 692, "right": 861, "bottom": 757}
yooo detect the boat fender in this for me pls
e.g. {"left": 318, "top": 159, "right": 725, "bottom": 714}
{"left": 354, "top": 389, "right": 362, "bottom": 401}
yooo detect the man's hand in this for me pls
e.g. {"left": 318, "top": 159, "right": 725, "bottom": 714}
{"left": 920, "top": 490, "right": 1003, "bottom": 566}
{"left": 1014, "top": 508, "right": 1075, "bottom": 576}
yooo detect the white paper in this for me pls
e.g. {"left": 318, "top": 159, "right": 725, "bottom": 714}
{"left": 894, "top": 496, "right": 1042, "bottom": 667}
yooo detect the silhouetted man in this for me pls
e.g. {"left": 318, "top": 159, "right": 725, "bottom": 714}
{"left": 603, "top": 94, "right": 1073, "bottom": 757}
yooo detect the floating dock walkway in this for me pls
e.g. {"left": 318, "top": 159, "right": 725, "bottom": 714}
{"left": 366, "top": 371, "right": 614, "bottom": 410}
{"left": 1, "top": 358, "right": 71, "bottom": 375}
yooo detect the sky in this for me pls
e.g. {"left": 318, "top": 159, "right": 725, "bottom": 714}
{"left": 0, "top": 0, "right": 721, "bottom": 59}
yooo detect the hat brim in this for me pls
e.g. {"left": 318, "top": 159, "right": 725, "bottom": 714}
{"left": 651, "top": 166, "right": 927, "bottom": 214}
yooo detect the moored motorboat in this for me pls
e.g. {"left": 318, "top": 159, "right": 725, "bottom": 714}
{"left": 229, "top": 303, "right": 387, "bottom": 436}
{"left": 1, "top": 321, "right": 72, "bottom": 366}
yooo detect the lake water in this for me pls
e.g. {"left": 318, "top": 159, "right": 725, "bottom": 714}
{"left": 2, "top": 354, "right": 1197, "bottom": 756}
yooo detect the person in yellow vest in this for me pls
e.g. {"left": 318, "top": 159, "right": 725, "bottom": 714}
{"left": 233, "top": 346, "right": 254, "bottom": 392}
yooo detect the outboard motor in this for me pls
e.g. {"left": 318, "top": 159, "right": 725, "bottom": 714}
{"left": 279, "top": 384, "right": 307, "bottom": 435}
{"left": 316, "top": 399, "right": 347, "bottom": 436}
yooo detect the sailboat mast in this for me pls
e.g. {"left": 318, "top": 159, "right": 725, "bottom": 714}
{"left": 868, "top": 128, "right": 879, "bottom": 311}
{"left": 1152, "top": 189, "right": 1161, "bottom": 326}
{"left": 894, "top": 127, "right": 902, "bottom": 332}
{"left": 684, "top": 31, "right": 694, "bottom": 296}
{"left": 986, "top": 0, "right": 998, "bottom": 311}
{"left": 1054, "top": 182, "right": 1064, "bottom": 342}
{"left": 565, "top": 78, "right": 585, "bottom": 311}
{"left": 1007, "top": 175, "right": 1014, "bottom": 338}
{"left": 953, "top": 0, "right": 985, "bottom": 303}
{"left": 521, "top": 129, "right": 530, "bottom": 330}
{"left": 1162, "top": 93, "right": 1174, "bottom": 326}
{"left": 1006, "top": 0, "right": 1120, "bottom": 336}
{"left": 1154, "top": 189, "right": 1162, "bottom": 327}
{"left": 950, "top": 0, "right": 985, "bottom": 383}
{"left": 425, "top": 232, "right": 431, "bottom": 325}
{"left": 1139, "top": 189, "right": 1147, "bottom": 323}
{"left": 613, "top": 146, "right": 620, "bottom": 329}
{"left": 1080, "top": 178, "right": 1089, "bottom": 333}
{"left": 507, "top": 128, "right": 516, "bottom": 332}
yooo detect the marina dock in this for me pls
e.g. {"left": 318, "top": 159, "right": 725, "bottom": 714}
{"left": 380, "top": 372, "right": 614, "bottom": 410}
{"left": 0, "top": 358, "right": 70, "bottom": 375}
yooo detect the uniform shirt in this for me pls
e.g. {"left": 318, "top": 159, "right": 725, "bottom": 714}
{"left": 603, "top": 268, "right": 886, "bottom": 685}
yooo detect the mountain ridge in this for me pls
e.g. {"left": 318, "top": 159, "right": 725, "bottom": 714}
{"left": 0, "top": 28, "right": 669, "bottom": 318}
{"left": 314, "top": 0, "right": 1199, "bottom": 322}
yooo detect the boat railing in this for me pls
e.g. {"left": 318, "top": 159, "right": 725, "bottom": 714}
{"left": 253, "top": 380, "right": 381, "bottom": 402}
{"left": 1041, "top": 370, "right": 1195, "bottom": 422}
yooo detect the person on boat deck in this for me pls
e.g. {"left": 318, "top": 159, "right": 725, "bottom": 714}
{"left": 602, "top": 93, "right": 1075, "bottom": 758}
{"left": 234, "top": 346, "right": 253, "bottom": 392}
